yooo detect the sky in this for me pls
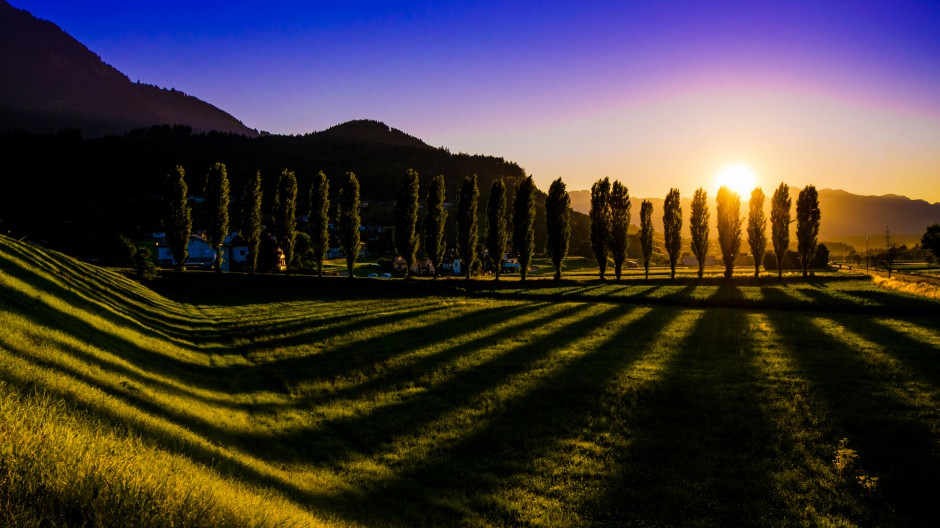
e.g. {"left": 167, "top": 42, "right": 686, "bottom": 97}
{"left": 13, "top": 1, "right": 940, "bottom": 202}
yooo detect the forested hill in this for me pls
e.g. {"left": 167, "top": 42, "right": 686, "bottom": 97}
{"left": 0, "top": 0, "right": 255, "bottom": 137}
{"left": 0, "top": 121, "right": 537, "bottom": 257}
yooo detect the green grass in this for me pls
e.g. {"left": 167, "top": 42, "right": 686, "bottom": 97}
{"left": 1, "top": 235, "right": 939, "bottom": 526}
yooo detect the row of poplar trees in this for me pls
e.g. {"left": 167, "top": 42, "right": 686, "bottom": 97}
{"left": 588, "top": 178, "right": 821, "bottom": 280}
{"left": 161, "top": 163, "right": 361, "bottom": 277}
{"left": 405, "top": 170, "right": 572, "bottom": 282}
{"left": 163, "top": 163, "right": 820, "bottom": 281}
{"left": 161, "top": 164, "right": 576, "bottom": 281}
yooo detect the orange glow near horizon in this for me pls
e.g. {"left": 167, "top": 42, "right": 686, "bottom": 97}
{"left": 712, "top": 163, "right": 758, "bottom": 198}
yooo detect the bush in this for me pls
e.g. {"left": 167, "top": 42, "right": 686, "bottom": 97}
{"left": 119, "top": 235, "right": 156, "bottom": 281}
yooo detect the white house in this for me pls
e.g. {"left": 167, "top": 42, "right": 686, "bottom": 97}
{"left": 156, "top": 234, "right": 214, "bottom": 268}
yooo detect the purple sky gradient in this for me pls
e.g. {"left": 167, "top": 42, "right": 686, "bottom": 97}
{"left": 13, "top": 1, "right": 940, "bottom": 201}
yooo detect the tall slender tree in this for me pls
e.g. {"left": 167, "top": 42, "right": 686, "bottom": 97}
{"left": 608, "top": 180, "right": 632, "bottom": 280}
{"left": 242, "top": 171, "right": 263, "bottom": 274}
{"left": 457, "top": 174, "right": 480, "bottom": 279}
{"left": 796, "top": 184, "right": 821, "bottom": 277}
{"left": 589, "top": 177, "right": 612, "bottom": 280}
{"left": 163, "top": 165, "right": 191, "bottom": 270}
{"left": 716, "top": 186, "right": 742, "bottom": 279}
{"left": 424, "top": 174, "right": 447, "bottom": 277}
{"left": 337, "top": 172, "right": 361, "bottom": 279}
{"left": 394, "top": 169, "right": 420, "bottom": 279}
{"left": 690, "top": 187, "right": 710, "bottom": 278}
{"left": 273, "top": 169, "right": 298, "bottom": 274}
{"left": 486, "top": 179, "right": 508, "bottom": 280}
{"left": 747, "top": 187, "right": 767, "bottom": 278}
{"left": 308, "top": 171, "right": 330, "bottom": 277}
{"left": 923, "top": 224, "right": 940, "bottom": 261}
{"left": 545, "top": 177, "right": 571, "bottom": 282}
{"left": 771, "top": 183, "right": 792, "bottom": 277}
{"left": 663, "top": 188, "right": 682, "bottom": 279}
{"left": 204, "top": 162, "right": 230, "bottom": 272}
{"left": 640, "top": 200, "right": 654, "bottom": 280}
{"left": 513, "top": 175, "right": 536, "bottom": 281}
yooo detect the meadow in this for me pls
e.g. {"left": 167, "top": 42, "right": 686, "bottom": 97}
{"left": 1, "top": 235, "right": 939, "bottom": 527}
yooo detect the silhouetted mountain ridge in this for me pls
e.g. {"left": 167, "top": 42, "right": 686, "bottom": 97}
{"left": 0, "top": 0, "right": 256, "bottom": 137}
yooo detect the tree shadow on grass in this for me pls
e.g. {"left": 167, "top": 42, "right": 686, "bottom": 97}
{"left": 586, "top": 307, "right": 786, "bottom": 526}
{"left": 765, "top": 311, "right": 940, "bottom": 526}
{"left": 313, "top": 305, "right": 681, "bottom": 526}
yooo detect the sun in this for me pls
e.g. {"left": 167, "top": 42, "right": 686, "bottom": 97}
{"left": 713, "top": 163, "right": 758, "bottom": 197}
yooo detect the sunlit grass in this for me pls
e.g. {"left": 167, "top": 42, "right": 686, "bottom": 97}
{"left": 1, "top": 234, "right": 939, "bottom": 526}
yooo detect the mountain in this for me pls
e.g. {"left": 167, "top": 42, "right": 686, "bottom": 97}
{"left": 0, "top": 1, "right": 256, "bottom": 137}
{"left": 569, "top": 188, "right": 939, "bottom": 247}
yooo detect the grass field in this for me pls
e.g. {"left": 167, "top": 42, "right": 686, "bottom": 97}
{"left": 1, "top": 235, "right": 939, "bottom": 526}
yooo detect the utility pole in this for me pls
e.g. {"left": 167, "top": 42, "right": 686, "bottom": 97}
{"left": 866, "top": 236, "right": 869, "bottom": 274}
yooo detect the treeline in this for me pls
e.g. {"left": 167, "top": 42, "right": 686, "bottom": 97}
{"left": 156, "top": 161, "right": 833, "bottom": 282}
{"left": 157, "top": 162, "right": 573, "bottom": 281}
{"left": 584, "top": 179, "right": 823, "bottom": 279}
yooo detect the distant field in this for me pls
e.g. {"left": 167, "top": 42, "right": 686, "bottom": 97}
{"left": 1, "top": 235, "right": 939, "bottom": 527}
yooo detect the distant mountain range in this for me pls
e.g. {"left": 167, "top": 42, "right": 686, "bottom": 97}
{"left": 0, "top": 0, "right": 255, "bottom": 137}
{"left": 569, "top": 188, "right": 939, "bottom": 247}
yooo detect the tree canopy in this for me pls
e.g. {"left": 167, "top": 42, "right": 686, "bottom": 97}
{"left": 608, "top": 180, "right": 631, "bottom": 281}
{"left": 771, "top": 183, "right": 792, "bottom": 278}
{"left": 457, "top": 175, "right": 480, "bottom": 279}
{"left": 663, "top": 188, "right": 682, "bottom": 279}
{"left": 242, "top": 171, "right": 263, "bottom": 274}
{"left": 486, "top": 179, "right": 508, "bottom": 280}
{"left": 424, "top": 174, "right": 448, "bottom": 276}
{"left": 747, "top": 187, "right": 767, "bottom": 278}
{"left": 545, "top": 177, "right": 571, "bottom": 282}
{"left": 690, "top": 187, "right": 710, "bottom": 279}
{"left": 394, "top": 169, "right": 420, "bottom": 278}
{"left": 163, "top": 165, "right": 191, "bottom": 270}
{"left": 273, "top": 169, "right": 298, "bottom": 274}
{"left": 716, "top": 186, "right": 742, "bottom": 279}
{"left": 337, "top": 172, "right": 361, "bottom": 279}
{"left": 640, "top": 200, "right": 654, "bottom": 280}
{"left": 204, "top": 162, "right": 230, "bottom": 272}
{"left": 590, "top": 177, "right": 612, "bottom": 280}
{"left": 513, "top": 175, "right": 536, "bottom": 281}
{"left": 796, "top": 185, "right": 821, "bottom": 277}
{"left": 309, "top": 171, "right": 330, "bottom": 277}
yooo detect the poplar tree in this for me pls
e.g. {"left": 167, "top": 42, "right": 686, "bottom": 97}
{"left": 273, "top": 169, "right": 298, "bottom": 274}
{"left": 243, "top": 171, "right": 263, "bottom": 274}
{"left": 457, "top": 174, "right": 479, "bottom": 279}
{"left": 663, "top": 188, "right": 682, "bottom": 279}
{"left": 796, "top": 184, "right": 821, "bottom": 277}
{"left": 337, "top": 172, "right": 361, "bottom": 279}
{"left": 771, "top": 183, "right": 792, "bottom": 277}
{"left": 204, "top": 162, "right": 230, "bottom": 272}
{"left": 747, "top": 187, "right": 767, "bottom": 278}
{"left": 545, "top": 177, "right": 571, "bottom": 282}
{"left": 424, "top": 174, "right": 447, "bottom": 276}
{"left": 513, "top": 175, "right": 536, "bottom": 281}
{"left": 608, "top": 180, "right": 631, "bottom": 280}
{"left": 716, "top": 186, "right": 742, "bottom": 279}
{"left": 690, "top": 187, "right": 710, "bottom": 279}
{"left": 309, "top": 171, "right": 330, "bottom": 277}
{"left": 163, "top": 165, "right": 191, "bottom": 270}
{"left": 589, "top": 177, "right": 612, "bottom": 280}
{"left": 486, "top": 179, "right": 508, "bottom": 280}
{"left": 394, "top": 169, "right": 420, "bottom": 278}
{"left": 640, "top": 200, "right": 654, "bottom": 280}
